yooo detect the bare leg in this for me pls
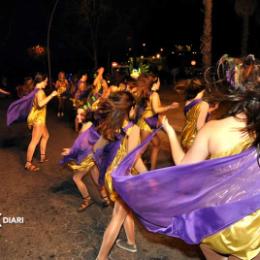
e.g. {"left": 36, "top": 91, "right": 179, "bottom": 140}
{"left": 72, "top": 170, "right": 89, "bottom": 198}
{"left": 123, "top": 211, "right": 135, "bottom": 245}
{"left": 26, "top": 124, "right": 43, "bottom": 163}
{"left": 40, "top": 125, "right": 49, "bottom": 159}
{"left": 150, "top": 134, "right": 160, "bottom": 170}
{"left": 97, "top": 200, "right": 128, "bottom": 260}
{"left": 200, "top": 244, "right": 227, "bottom": 260}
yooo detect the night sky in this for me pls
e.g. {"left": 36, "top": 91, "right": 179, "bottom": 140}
{"left": 0, "top": 0, "right": 259, "bottom": 83}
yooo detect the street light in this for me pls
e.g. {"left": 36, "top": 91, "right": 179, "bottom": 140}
{"left": 47, "top": 0, "right": 60, "bottom": 86}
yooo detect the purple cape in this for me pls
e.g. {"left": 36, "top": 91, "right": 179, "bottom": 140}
{"left": 6, "top": 88, "right": 38, "bottom": 126}
{"left": 144, "top": 114, "right": 159, "bottom": 129}
{"left": 61, "top": 122, "right": 134, "bottom": 185}
{"left": 112, "top": 129, "right": 260, "bottom": 244}
{"left": 60, "top": 125, "right": 100, "bottom": 165}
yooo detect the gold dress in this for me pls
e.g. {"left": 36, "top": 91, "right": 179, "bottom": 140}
{"left": 202, "top": 138, "right": 260, "bottom": 260}
{"left": 137, "top": 96, "right": 155, "bottom": 133}
{"left": 27, "top": 90, "right": 47, "bottom": 129}
{"left": 180, "top": 101, "right": 202, "bottom": 151}
{"left": 105, "top": 124, "right": 136, "bottom": 202}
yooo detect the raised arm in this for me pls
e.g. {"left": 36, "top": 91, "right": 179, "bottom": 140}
{"left": 151, "top": 92, "right": 179, "bottom": 114}
{"left": 36, "top": 89, "right": 57, "bottom": 108}
{"left": 163, "top": 117, "right": 210, "bottom": 165}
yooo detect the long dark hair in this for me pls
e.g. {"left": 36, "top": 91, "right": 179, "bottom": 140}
{"left": 34, "top": 72, "right": 48, "bottom": 85}
{"left": 94, "top": 91, "right": 135, "bottom": 141}
{"left": 204, "top": 55, "right": 260, "bottom": 146}
{"left": 184, "top": 78, "right": 205, "bottom": 101}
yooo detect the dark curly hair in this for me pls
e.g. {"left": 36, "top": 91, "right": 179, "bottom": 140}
{"left": 204, "top": 54, "right": 260, "bottom": 146}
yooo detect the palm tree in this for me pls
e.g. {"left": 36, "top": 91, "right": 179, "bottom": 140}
{"left": 235, "top": 0, "right": 257, "bottom": 56}
{"left": 201, "top": 0, "right": 213, "bottom": 69}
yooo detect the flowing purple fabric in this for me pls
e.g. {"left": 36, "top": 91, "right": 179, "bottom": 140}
{"left": 94, "top": 122, "right": 134, "bottom": 185}
{"left": 144, "top": 114, "right": 159, "bottom": 129}
{"left": 112, "top": 130, "right": 260, "bottom": 244}
{"left": 60, "top": 125, "right": 100, "bottom": 165}
{"left": 184, "top": 99, "right": 201, "bottom": 116}
{"left": 6, "top": 88, "right": 38, "bottom": 126}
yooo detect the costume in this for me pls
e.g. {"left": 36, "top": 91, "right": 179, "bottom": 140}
{"left": 62, "top": 121, "right": 135, "bottom": 191}
{"left": 7, "top": 88, "right": 38, "bottom": 126}
{"left": 137, "top": 93, "right": 159, "bottom": 132}
{"left": 202, "top": 137, "right": 260, "bottom": 260}
{"left": 111, "top": 129, "right": 260, "bottom": 259}
{"left": 180, "top": 99, "right": 206, "bottom": 151}
{"left": 27, "top": 89, "right": 47, "bottom": 129}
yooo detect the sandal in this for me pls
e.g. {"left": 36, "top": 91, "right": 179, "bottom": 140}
{"left": 40, "top": 154, "right": 49, "bottom": 163}
{"left": 77, "top": 196, "right": 94, "bottom": 212}
{"left": 101, "top": 195, "right": 111, "bottom": 207}
{"left": 25, "top": 161, "right": 39, "bottom": 172}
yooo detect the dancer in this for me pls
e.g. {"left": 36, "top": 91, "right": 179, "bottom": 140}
{"left": 61, "top": 108, "right": 108, "bottom": 211}
{"left": 91, "top": 91, "right": 147, "bottom": 260}
{"left": 110, "top": 55, "right": 260, "bottom": 260}
{"left": 135, "top": 74, "right": 178, "bottom": 169}
{"left": 55, "top": 71, "right": 68, "bottom": 117}
{"left": 25, "top": 73, "right": 58, "bottom": 171}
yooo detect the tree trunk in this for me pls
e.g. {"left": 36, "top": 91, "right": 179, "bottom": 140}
{"left": 241, "top": 15, "right": 249, "bottom": 56}
{"left": 201, "top": 0, "right": 213, "bottom": 69}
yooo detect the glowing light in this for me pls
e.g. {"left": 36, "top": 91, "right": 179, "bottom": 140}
{"left": 191, "top": 60, "right": 197, "bottom": 66}
{"left": 171, "top": 51, "right": 175, "bottom": 54}
{"left": 160, "top": 48, "right": 164, "bottom": 52}
{"left": 142, "top": 43, "right": 146, "bottom": 47}
{"left": 140, "top": 55, "right": 144, "bottom": 59}
{"left": 112, "top": 62, "right": 118, "bottom": 67}
{"left": 128, "top": 48, "right": 132, "bottom": 51}
{"left": 152, "top": 56, "right": 155, "bottom": 59}
{"left": 156, "top": 54, "right": 161, "bottom": 59}
{"left": 130, "top": 68, "right": 141, "bottom": 79}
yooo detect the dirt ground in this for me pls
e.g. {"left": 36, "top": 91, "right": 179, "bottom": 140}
{"left": 0, "top": 88, "right": 204, "bottom": 260}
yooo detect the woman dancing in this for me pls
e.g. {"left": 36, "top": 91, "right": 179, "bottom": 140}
{"left": 109, "top": 54, "right": 260, "bottom": 260}
{"left": 134, "top": 74, "right": 178, "bottom": 169}
{"left": 94, "top": 91, "right": 147, "bottom": 260}
{"left": 162, "top": 56, "right": 260, "bottom": 259}
{"left": 25, "top": 73, "right": 58, "bottom": 171}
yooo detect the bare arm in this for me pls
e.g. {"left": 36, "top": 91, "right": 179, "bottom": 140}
{"left": 127, "top": 125, "right": 147, "bottom": 173}
{"left": 151, "top": 92, "right": 179, "bottom": 114}
{"left": 0, "top": 88, "right": 10, "bottom": 95}
{"left": 163, "top": 117, "right": 209, "bottom": 165}
{"left": 36, "top": 89, "right": 57, "bottom": 108}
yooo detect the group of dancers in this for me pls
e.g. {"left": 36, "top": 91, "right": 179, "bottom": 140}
{"left": 6, "top": 53, "right": 260, "bottom": 260}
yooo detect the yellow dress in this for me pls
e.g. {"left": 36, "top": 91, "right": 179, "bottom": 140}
{"left": 27, "top": 89, "right": 47, "bottom": 129}
{"left": 202, "top": 138, "right": 260, "bottom": 260}
{"left": 105, "top": 124, "right": 137, "bottom": 202}
{"left": 137, "top": 96, "right": 155, "bottom": 133}
{"left": 180, "top": 101, "right": 202, "bottom": 151}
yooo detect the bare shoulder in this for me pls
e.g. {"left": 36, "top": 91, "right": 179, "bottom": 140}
{"left": 200, "top": 100, "right": 209, "bottom": 108}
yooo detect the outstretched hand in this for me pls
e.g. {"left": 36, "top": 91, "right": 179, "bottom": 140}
{"left": 170, "top": 102, "right": 179, "bottom": 109}
{"left": 61, "top": 148, "right": 70, "bottom": 156}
